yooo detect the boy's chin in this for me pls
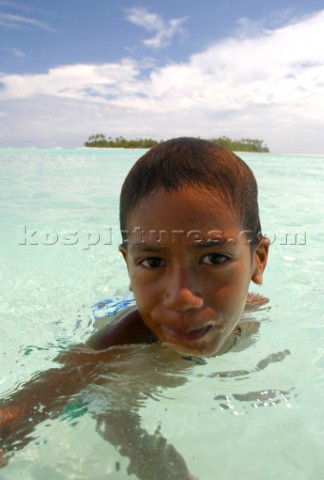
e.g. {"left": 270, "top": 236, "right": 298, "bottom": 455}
{"left": 162, "top": 341, "right": 216, "bottom": 358}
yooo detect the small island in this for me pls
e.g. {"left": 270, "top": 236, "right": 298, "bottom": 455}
{"left": 84, "top": 134, "right": 269, "bottom": 153}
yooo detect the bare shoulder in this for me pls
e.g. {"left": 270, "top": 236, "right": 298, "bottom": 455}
{"left": 244, "top": 292, "right": 269, "bottom": 312}
{"left": 85, "top": 307, "right": 149, "bottom": 350}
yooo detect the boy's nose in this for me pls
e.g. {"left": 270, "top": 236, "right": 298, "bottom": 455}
{"left": 163, "top": 269, "right": 203, "bottom": 311}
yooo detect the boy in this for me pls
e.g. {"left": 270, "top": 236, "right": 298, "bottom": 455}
{"left": 88, "top": 137, "right": 268, "bottom": 355}
{"left": 0, "top": 138, "right": 269, "bottom": 477}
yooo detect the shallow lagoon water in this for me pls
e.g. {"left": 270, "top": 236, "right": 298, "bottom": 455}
{"left": 0, "top": 148, "right": 324, "bottom": 479}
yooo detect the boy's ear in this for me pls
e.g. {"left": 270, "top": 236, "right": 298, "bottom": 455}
{"left": 251, "top": 237, "right": 269, "bottom": 285}
{"left": 119, "top": 245, "right": 128, "bottom": 264}
{"left": 119, "top": 245, "right": 132, "bottom": 290}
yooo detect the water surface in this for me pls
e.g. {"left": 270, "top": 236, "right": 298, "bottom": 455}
{"left": 0, "top": 148, "right": 323, "bottom": 479}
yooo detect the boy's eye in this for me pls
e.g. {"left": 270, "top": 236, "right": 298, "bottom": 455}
{"left": 201, "top": 253, "right": 229, "bottom": 265}
{"left": 140, "top": 257, "right": 165, "bottom": 269}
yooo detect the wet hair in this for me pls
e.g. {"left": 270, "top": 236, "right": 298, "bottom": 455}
{"left": 120, "top": 137, "right": 262, "bottom": 247}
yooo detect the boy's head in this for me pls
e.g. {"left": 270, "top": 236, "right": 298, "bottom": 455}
{"left": 120, "top": 137, "right": 262, "bottom": 247}
{"left": 119, "top": 137, "right": 269, "bottom": 356}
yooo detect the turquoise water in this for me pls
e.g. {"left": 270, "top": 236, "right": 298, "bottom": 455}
{"left": 0, "top": 148, "right": 324, "bottom": 479}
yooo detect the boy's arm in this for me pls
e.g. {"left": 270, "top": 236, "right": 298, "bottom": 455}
{"left": 0, "top": 347, "right": 88, "bottom": 450}
{"left": 0, "top": 344, "right": 198, "bottom": 479}
{"left": 0, "top": 342, "right": 119, "bottom": 452}
{"left": 0, "top": 309, "right": 145, "bottom": 442}
{"left": 95, "top": 409, "right": 197, "bottom": 480}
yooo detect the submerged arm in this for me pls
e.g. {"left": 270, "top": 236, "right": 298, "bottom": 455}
{"left": 96, "top": 409, "right": 197, "bottom": 480}
{"left": 0, "top": 344, "right": 97, "bottom": 452}
{"left": 0, "top": 310, "right": 145, "bottom": 447}
{"left": 0, "top": 343, "right": 198, "bottom": 479}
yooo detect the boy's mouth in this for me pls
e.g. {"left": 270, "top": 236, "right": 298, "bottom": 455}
{"left": 161, "top": 324, "right": 213, "bottom": 341}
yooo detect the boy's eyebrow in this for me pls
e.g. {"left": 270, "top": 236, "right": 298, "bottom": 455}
{"left": 193, "top": 240, "right": 235, "bottom": 248}
{"left": 129, "top": 244, "right": 168, "bottom": 253}
{"left": 129, "top": 238, "right": 237, "bottom": 253}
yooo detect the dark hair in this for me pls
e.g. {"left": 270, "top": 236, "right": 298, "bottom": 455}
{"left": 120, "top": 137, "right": 262, "bottom": 247}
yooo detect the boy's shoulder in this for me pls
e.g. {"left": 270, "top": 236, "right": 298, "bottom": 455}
{"left": 244, "top": 293, "right": 269, "bottom": 312}
{"left": 86, "top": 307, "right": 148, "bottom": 350}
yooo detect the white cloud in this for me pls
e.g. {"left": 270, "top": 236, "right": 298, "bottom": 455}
{"left": 2, "top": 46, "right": 25, "bottom": 57}
{"left": 0, "top": 59, "right": 139, "bottom": 100}
{"left": 0, "top": 9, "right": 324, "bottom": 153}
{"left": 125, "top": 7, "right": 187, "bottom": 49}
{"left": 0, "top": 11, "right": 54, "bottom": 31}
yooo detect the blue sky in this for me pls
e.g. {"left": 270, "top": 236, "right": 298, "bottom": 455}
{"left": 1, "top": 0, "right": 324, "bottom": 153}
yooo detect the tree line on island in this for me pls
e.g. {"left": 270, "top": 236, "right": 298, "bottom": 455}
{"left": 84, "top": 134, "right": 269, "bottom": 152}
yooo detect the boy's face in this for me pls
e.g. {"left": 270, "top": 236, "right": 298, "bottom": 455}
{"left": 120, "top": 186, "right": 268, "bottom": 356}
